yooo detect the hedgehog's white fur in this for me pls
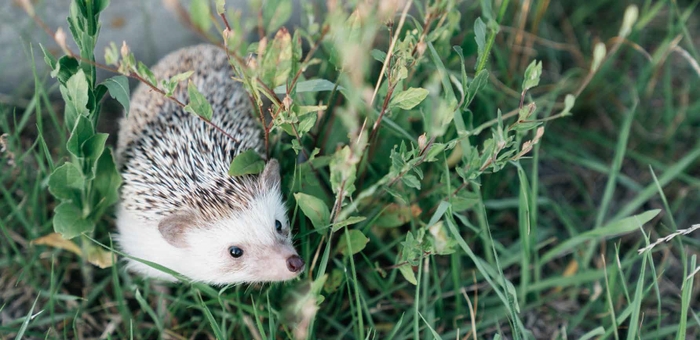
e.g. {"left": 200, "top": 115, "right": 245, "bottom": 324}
{"left": 115, "top": 44, "right": 302, "bottom": 284}
{"left": 115, "top": 186, "right": 297, "bottom": 285}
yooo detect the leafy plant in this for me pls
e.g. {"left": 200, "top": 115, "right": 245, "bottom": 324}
{"left": 4, "top": 0, "right": 699, "bottom": 339}
{"left": 40, "top": 0, "right": 125, "bottom": 267}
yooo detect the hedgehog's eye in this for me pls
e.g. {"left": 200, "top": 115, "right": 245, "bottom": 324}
{"left": 228, "top": 246, "right": 244, "bottom": 258}
{"left": 275, "top": 220, "right": 283, "bottom": 234}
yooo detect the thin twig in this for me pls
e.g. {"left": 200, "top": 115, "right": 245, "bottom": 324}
{"left": 356, "top": 0, "right": 412, "bottom": 147}
{"left": 369, "top": 0, "right": 412, "bottom": 106}
{"left": 461, "top": 289, "right": 478, "bottom": 340}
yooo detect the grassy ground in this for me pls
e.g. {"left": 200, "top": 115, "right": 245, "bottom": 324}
{"left": 2, "top": 0, "right": 700, "bottom": 339}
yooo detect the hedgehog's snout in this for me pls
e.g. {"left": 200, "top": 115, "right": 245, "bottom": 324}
{"left": 286, "top": 255, "right": 304, "bottom": 273}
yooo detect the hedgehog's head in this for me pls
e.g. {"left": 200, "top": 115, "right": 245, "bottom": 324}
{"left": 157, "top": 159, "right": 304, "bottom": 285}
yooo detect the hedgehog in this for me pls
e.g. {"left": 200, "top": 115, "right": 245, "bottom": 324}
{"left": 115, "top": 44, "right": 304, "bottom": 285}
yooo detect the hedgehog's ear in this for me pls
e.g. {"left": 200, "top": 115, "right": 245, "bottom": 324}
{"left": 259, "top": 159, "right": 281, "bottom": 190}
{"left": 158, "top": 212, "right": 197, "bottom": 248}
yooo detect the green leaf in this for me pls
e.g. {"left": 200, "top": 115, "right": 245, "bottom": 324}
{"left": 52, "top": 56, "right": 80, "bottom": 86}
{"left": 48, "top": 163, "right": 85, "bottom": 201}
{"left": 370, "top": 49, "right": 387, "bottom": 63}
{"left": 297, "top": 105, "right": 327, "bottom": 115}
{"left": 332, "top": 216, "right": 366, "bottom": 232}
{"left": 60, "top": 69, "right": 90, "bottom": 129}
{"left": 400, "top": 231, "right": 423, "bottom": 265}
{"left": 228, "top": 149, "right": 265, "bottom": 176}
{"left": 375, "top": 204, "right": 414, "bottom": 228}
{"left": 291, "top": 30, "right": 303, "bottom": 76}
{"left": 426, "top": 98, "right": 456, "bottom": 138}
{"left": 297, "top": 113, "right": 317, "bottom": 135}
{"left": 274, "top": 79, "right": 340, "bottom": 94}
{"left": 190, "top": 0, "right": 212, "bottom": 32}
{"left": 40, "top": 43, "right": 57, "bottom": 71}
{"left": 309, "top": 272, "right": 328, "bottom": 296}
{"left": 53, "top": 201, "right": 94, "bottom": 239}
{"left": 337, "top": 229, "right": 369, "bottom": 256}
{"left": 395, "top": 65, "right": 408, "bottom": 81}
{"left": 424, "top": 143, "right": 447, "bottom": 162}
{"left": 329, "top": 146, "right": 357, "bottom": 198}
{"left": 215, "top": 0, "right": 225, "bottom": 14}
{"left": 184, "top": 80, "right": 213, "bottom": 120}
{"left": 401, "top": 174, "right": 421, "bottom": 189}
{"left": 294, "top": 192, "right": 330, "bottom": 233}
{"left": 290, "top": 138, "right": 303, "bottom": 154}
{"left": 279, "top": 123, "right": 295, "bottom": 136}
{"left": 170, "top": 71, "right": 194, "bottom": 84}
{"left": 92, "top": 148, "right": 122, "bottom": 212}
{"left": 511, "top": 121, "right": 541, "bottom": 132}
{"left": 67, "top": 3, "right": 83, "bottom": 46}
{"left": 262, "top": 28, "right": 293, "bottom": 87}
{"left": 101, "top": 76, "right": 130, "bottom": 114}
{"left": 263, "top": 0, "right": 292, "bottom": 33}
{"left": 164, "top": 71, "right": 193, "bottom": 97}
{"left": 453, "top": 45, "right": 468, "bottom": 100}
{"left": 451, "top": 191, "right": 479, "bottom": 212}
{"left": 323, "top": 269, "right": 344, "bottom": 293}
{"left": 136, "top": 61, "right": 157, "bottom": 85}
{"left": 465, "top": 69, "right": 488, "bottom": 108}
{"left": 474, "top": 18, "right": 487, "bottom": 71}
{"left": 390, "top": 87, "right": 429, "bottom": 110}
{"left": 94, "top": 0, "right": 111, "bottom": 15}
{"left": 522, "top": 60, "right": 542, "bottom": 91}
{"left": 398, "top": 264, "right": 417, "bottom": 285}
{"left": 81, "top": 133, "right": 109, "bottom": 180}
{"left": 66, "top": 115, "right": 95, "bottom": 157}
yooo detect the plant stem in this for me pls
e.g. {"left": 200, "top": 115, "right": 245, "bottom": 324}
{"left": 475, "top": 0, "right": 511, "bottom": 75}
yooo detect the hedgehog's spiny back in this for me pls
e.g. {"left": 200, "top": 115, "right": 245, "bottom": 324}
{"left": 117, "top": 44, "right": 264, "bottom": 221}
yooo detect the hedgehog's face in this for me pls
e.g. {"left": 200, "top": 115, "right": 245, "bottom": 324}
{"left": 157, "top": 159, "right": 304, "bottom": 285}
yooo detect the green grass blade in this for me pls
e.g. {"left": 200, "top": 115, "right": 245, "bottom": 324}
{"left": 676, "top": 255, "right": 697, "bottom": 340}
{"left": 419, "top": 312, "right": 442, "bottom": 340}
{"left": 626, "top": 229, "right": 649, "bottom": 340}
{"left": 194, "top": 288, "right": 225, "bottom": 339}
{"left": 578, "top": 326, "right": 605, "bottom": 340}
{"left": 515, "top": 163, "right": 532, "bottom": 305}
{"left": 610, "top": 147, "right": 700, "bottom": 222}
{"left": 133, "top": 289, "right": 163, "bottom": 335}
{"left": 14, "top": 295, "right": 41, "bottom": 340}
{"left": 386, "top": 312, "right": 405, "bottom": 340}
{"left": 586, "top": 100, "right": 638, "bottom": 266}
{"left": 603, "top": 254, "right": 620, "bottom": 340}
{"left": 541, "top": 210, "right": 660, "bottom": 263}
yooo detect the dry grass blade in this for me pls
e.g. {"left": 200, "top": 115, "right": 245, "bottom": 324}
{"left": 638, "top": 224, "right": 700, "bottom": 254}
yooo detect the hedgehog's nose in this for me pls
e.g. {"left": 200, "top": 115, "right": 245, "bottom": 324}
{"left": 286, "top": 255, "right": 304, "bottom": 273}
